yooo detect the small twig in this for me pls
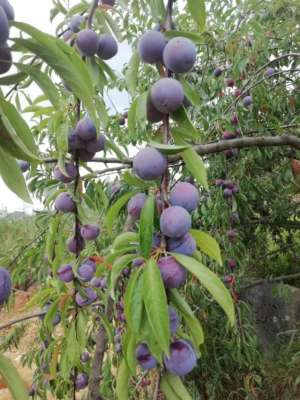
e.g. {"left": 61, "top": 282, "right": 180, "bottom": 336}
{"left": 241, "top": 272, "right": 300, "bottom": 290}
{"left": 88, "top": 0, "right": 99, "bottom": 28}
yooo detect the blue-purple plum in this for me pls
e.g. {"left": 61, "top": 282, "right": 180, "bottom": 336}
{"left": 76, "top": 29, "right": 99, "bottom": 56}
{"left": 133, "top": 147, "right": 167, "bottom": 181}
{"left": 147, "top": 96, "right": 164, "bottom": 123}
{"left": 0, "top": 0, "right": 14, "bottom": 20}
{"left": 18, "top": 160, "right": 30, "bottom": 173}
{"left": 230, "top": 212, "right": 240, "bottom": 226}
{"left": 169, "top": 306, "right": 179, "bottom": 335}
{"left": 80, "top": 352, "right": 90, "bottom": 363}
{"left": 69, "top": 15, "right": 84, "bottom": 33}
{"left": 157, "top": 256, "right": 187, "bottom": 288}
{"left": 85, "top": 134, "right": 105, "bottom": 153}
{"left": 167, "top": 233, "right": 196, "bottom": 256}
{"left": 78, "top": 149, "right": 96, "bottom": 162}
{"left": 55, "top": 192, "right": 75, "bottom": 213}
{"left": 75, "top": 373, "right": 89, "bottom": 391}
{"left": 136, "top": 343, "right": 157, "bottom": 370}
{"left": 67, "top": 235, "right": 85, "bottom": 254}
{"left": 163, "top": 37, "right": 196, "bottom": 73}
{"left": 150, "top": 78, "right": 184, "bottom": 113}
{"left": 75, "top": 288, "right": 97, "bottom": 306}
{"left": 265, "top": 67, "right": 275, "bottom": 77}
{"left": 152, "top": 233, "right": 161, "bottom": 249}
{"left": 213, "top": 67, "right": 222, "bottom": 77}
{"left": 0, "top": 267, "right": 11, "bottom": 304}
{"left": 170, "top": 182, "right": 199, "bottom": 212}
{"left": 0, "top": 46, "right": 12, "bottom": 74}
{"left": 138, "top": 30, "right": 167, "bottom": 64}
{"left": 215, "top": 179, "right": 225, "bottom": 187}
{"left": 132, "top": 258, "right": 144, "bottom": 268}
{"left": 243, "top": 95, "right": 252, "bottom": 107}
{"left": 57, "top": 264, "right": 74, "bottom": 283}
{"left": 78, "top": 263, "right": 95, "bottom": 281}
{"left": 75, "top": 116, "right": 97, "bottom": 142}
{"left": 53, "top": 163, "right": 77, "bottom": 183}
{"left": 68, "top": 129, "right": 85, "bottom": 152}
{"left": 164, "top": 340, "right": 197, "bottom": 376}
{"left": 80, "top": 224, "right": 100, "bottom": 240}
{"left": 160, "top": 206, "right": 191, "bottom": 238}
{"left": 127, "top": 193, "right": 147, "bottom": 219}
{"left": 84, "top": 258, "right": 97, "bottom": 273}
{"left": 0, "top": 7, "right": 9, "bottom": 46}
{"left": 97, "top": 34, "right": 118, "bottom": 60}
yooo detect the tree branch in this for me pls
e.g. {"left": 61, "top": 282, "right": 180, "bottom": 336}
{"left": 241, "top": 272, "right": 300, "bottom": 290}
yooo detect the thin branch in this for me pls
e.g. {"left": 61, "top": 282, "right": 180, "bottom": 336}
{"left": 0, "top": 311, "right": 46, "bottom": 330}
{"left": 88, "top": 0, "right": 99, "bottom": 28}
{"left": 241, "top": 272, "right": 300, "bottom": 290}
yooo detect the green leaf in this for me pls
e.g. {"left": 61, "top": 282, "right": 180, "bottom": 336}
{"left": 110, "top": 254, "right": 137, "bottom": 298}
{"left": 122, "top": 170, "right": 152, "bottom": 188}
{"left": 165, "top": 373, "right": 192, "bottom": 400}
{"left": 190, "top": 229, "right": 222, "bottom": 265}
{"left": 128, "top": 92, "right": 147, "bottom": 135}
{"left": 0, "top": 72, "right": 27, "bottom": 86}
{"left": 112, "top": 231, "right": 139, "bottom": 250}
{"left": 187, "top": 0, "right": 206, "bottom": 31}
{"left": 126, "top": 51, "right": 140, "bottom": 96}
{"left": 164, "top": 30, "right": 205, "bottom": 43}
{"left": 180, "top": 78, "right": 201, "bottom": 106}
{"left": 0, "top": 148, "right": 32, "bottom": 203}
{"left": 160, "top": 374, "right": 180, "bottom": 400}
{"left": 116, "top": 359, "right": 130, "bottom": 400}
{"left": 171, "top": 107, "right": 199, "bottom": 140}
{"left": 122, "top": 329, "right": 137, "bottom": 375}
{"left": 44, "top": 299, "right": 60, "bottom": 331}
{"left": 139, "top": 195, "right": 154, "bottom": 258}
{"left": 143, "top": 259, "right": 170, "bottom": 355}
{"left": 149, "top": 141, "right": 189, "bottom": 154}
{"left": 66, "top": 322, "right": 80, "bottom": 365}
{"left": 171, "top": 254, "right": 235, "bottom": 326}
{"left": 0, "top": 354, "right": 29, "bottom": 400}
{"left": 124, "top": 268, "right": 144, "bottom": 335}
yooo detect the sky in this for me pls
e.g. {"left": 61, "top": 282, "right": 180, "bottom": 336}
{"left": 0, "top": 0, "right": 131, "bottom": 214}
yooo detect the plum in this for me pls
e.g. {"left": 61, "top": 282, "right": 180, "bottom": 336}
{"left": 80, "top": 352, "right": 90, "bottom": 363}
{"left": 80, "top": 224, "right": 100, "bottom": 240}
{"left": 78, "top": 263, "right": 95, "bottom": 281}
{"left": 76, "top": 29, "right": 99, "bottom": 57}
{"left": 157, "top": 256, "right": 187, "bottom": 288}
{"left": 138, "top": 30, "right": 167, "bottom": 64}
{"left": 127, "top": 193, "right": 147, "bottom": 219}
{"left": 222, "top": 131, "right": 234, "bottom": 140}
{"left": 0, "top": 7, "right": 9, "bottom": 46}
{"left": 167, "top": 233, "right": 196, "bottom": 256}
{"left": 265, "top": 67, "right": 275, "bottom": 77}
{"left": 150, "top": 78, "right": 184, "bottom": 113}
{"left": 84, "top": 258, "right": 97, "bottom": 273}
{"left": 227, "top": 258, "right": 237, "bottom": 269}
{"left": 160, "top": 206, "right": 191, "bottom": 238}
{"left": 230, "top": 114, "right": 239, "bottom": 125}
{"left": 78, "top": 149, "right": 96, "bottom": 162}
{"left": 132, "top": 258, "right": 144, "bottom": 268}
{"left": 234, "top": 89, "right": 241, "bottom": 97}
{"left": 91, "top": 276, "right": 107, "bottom": 289}
{"left": 0, "top": 0, "right": 14, "bottom": 20}
{"left": 57, "top": 264, "right": 74, "bottom": 283}
{"left": 136, "top": 343, "right": 157, "bottom": 370}
{"left": 0, "top": 46, "right": 12, "bottom": 74}
{"left": 69, "top": 15, "right": 84, "bottom": 33}
{"left": 169, "top": 306, "right": 179, "bottom": 334}
{"left": 85, "top": 134, "right": 105, "bottom": 153}
{"left": 97, "top": 34, "right": 118, "bottom": 60}
{"left": 170, "top": 182, "right": 199, "bottom": 212}
{"left": 147, "top": 96, "right": 164, "bottom": 123}
{"left": 163, "top": 37, "right": 196, "bottom": 73}
{"left": 75, "top": 373, "right": 88, "bottom": 391}
{"left": 67, "top": 235, "right": 85, "bottom": 254}
{"left": 75, "top": 288, "right": 97, "bottom": 306}
{"left": 226, "top": 78, "right": 235, "bottom": 87}
{"left": 0, "top": 267, "right": 11, "bottom": 304}
{"left": 164, "top": 339, "right": 197, "bottom": 376}
{"left": 133, "top": 147, "right": 167, "bottom": 181}
{"left": 243, "top": 95, "right": 252, "bottom": 107}
{"left": 213, "top": 67, "right": 222, "bottom": 77}
{"left": 223, "top": 274, "right": 235, "bottom": 285}
{"left": 102, "top": 0, "right": 115, "bottom": 6}
{"left": 75, "top": 116, "right": 97, "bottom": 141}
{"left": 227, "top": 229, "right": 238, "bottom": 243}
{"left": 53, "top": 163, "right": 77, "bottom": 183}
{"left": 18, "top": 160, "right": 30, "bottom": 173}
{"left": 223, "top": 188, "right": 233, "bottom": 198}
{"left": 68, "top": 129, "right": 85, "bottom": 152}
{"left": 55, "top": 192, "right": 75, "bottom": 213}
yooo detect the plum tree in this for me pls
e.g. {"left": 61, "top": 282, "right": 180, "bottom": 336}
{"left": 167, "top": 233, "right": 196, "bottom": 256}
{"left": 97, "top": 34, "right": 118, "bottom": 60}
{"left": 169, "top": 182, "right": 199, "bottom": 212}
{"left": 0, "top": 46, "right": 12, "bottom": 74}
{"left": 163, "top": 37, "right": 196, "bottom": 73}
{"left": 80, "top": 224, "right": 100, "bottom": 240}
{"left": 0, "top": 266, "right": 11, "bottom": 304}
{"left": 53, "top": 163, "right": 77, "bottom": 183}
{"left": 127, "top": 193, "right": 147, "bottom": 218}
{"left": 69, "top": 15, "right": 84, "bottom": 33}
{"left": 150, "top": 77, "right": 184, "bottom": 113}
{"left": 147, "top": 96, "right": 164, "bottom": 123}
{"left": 164, "top": 340, "right": 197, "bottom": 376}
{"left": 0, "top": 0, "right": 14, "bottom": 20}
{"left": 138, "top": 30, "right": 167, "bottom": 64}
{"left": 133, "top": 147, "right": 167, "bottom": 180}
{"left": 157, "top": 256, "right": 187, "bottom": 288}
{"left": 136, "top": 343, "right": 157, "bottom": 370}
{"left": 76, "top": 29, "right": 99, "bottom": 56}
{"left": 57, "top": 264, "right": 74, "bottom": 283}
{"left": 0, "top": 6, "right": 9, "bottom": 46}
{"left": 160, "top": 206, "right": 191, "bottom": 238}
{"left": 55, "top": 192, "right": 75, "bottom": 213}
{"left": 75, "top": 115, "right": 97, "bottom": 141}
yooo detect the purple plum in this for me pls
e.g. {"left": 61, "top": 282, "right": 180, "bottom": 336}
{"left": 213, "top": 67, "right": 222, "bottom": 77}
{"left": 18, "top": 160, "right": 30, "bottom": 173}
{"left": 68, "top": 129, "right": 85, "bottom": 152}
{"left": 127, "top": 193, "right": 147, "bottom": 219}
{"left": 230, "top": 114, "right": 239, "bottom": 125}
{"left": 85, "top": 134, "right": 106, "bottom": 153}
{"left": 80, "top": 352, "right": 90, "bottom": 363}
{"left": 133, "top": 147, "right": 167, "bottom": 181}
{"left": 91, "top": 276, "right": 107, "bottom": 289}
{"left": 0, "top": 0, "right": 14, "bottom": 20}
{"left": 0, "top": 6, "right": 9, "bottom": 46}
{"left": 170, "top": 182, "right": 199, "bottom": 212}
{"left": 75, "top": 116, "right": 97, "bottom": 142}
{"left": 227, "top": 229, "right": 238, "bottom": 243}
{"left": 57, "top": 264, "right": 74, "bottom": 283}
{"left": 53, "top": 163, "right": 77, "bottom": 183}
{"left": 265, "top": 67, "right": 275, "bottom": 77}
{"left": 138, "top": 30, "right": 167, "bottom": 64}
{"left": 136, "top": 343, "right": 157, "bottom": 370}
{"left": 164, "top": 339, "right": 197, "bottom": 376}
{"left": 75, "top": 373, "right": 89, "bottom": 391}
{"left": 77, "top": 263, "right": 95, "bottom": 281}
{"left": 80, "top": 224, "right": 100, "bottom": 240}
{"left": 223, "top": 188, "right": 233, "bottom": 198}
{"left": 67, "top": 235, "right": 85, "bottom": 254}
{"left": 75, "top": 288, "right": 97, "bottom": 307}
{"left": 222, "top": 131, "right": 234, "bottom": 140}
{"left": 78, "top": 149, "right": 96, "bottom": 162}
{"left": 69, "top": 15, "right": 84, "bottom": 33}
{"left": 150, "top": 78, "right": 184, "bottom": 113}
{"left": 227, "top": 258, "right": 237, "bottom": 269}
{"left": 55, "top": 192, "right": 75, "bottom": 213}
{"left": 226, "top": 78, "right": 235, "bottom": 88}
{"left": 157, "top": 256, "right": 187, "bottom": 288}
{"left": 160, "top": 206, "right": 191, "bottom": 238}
{"left": 76, "top": 29, "right": 99, "bottom": 57}
{"left": 167, "top": 233, "right": 196, "bottom": 256}
{"left": 0, "top": 267, "right": 11, "bottom": 304}
{"left": 132, "top": 258, "right": 144, "bottom": 268}
{"left": 0, "top": 46, "right": 12, "bottom": 75}
{"left": 97, "top": 34, "right": 118, "bottom": 60}
{"left": 163, "top": 37, "right": 196, "bottom": 73}
{"left": 243, "top": 95, "right": 252, "bottom": 107}
{"left": 147, "top": 96, "right": 164, "bottom": 123}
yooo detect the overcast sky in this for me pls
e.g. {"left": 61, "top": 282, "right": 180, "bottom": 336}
{"left": 0, "top": 0, "right": 131, "bottom": 213}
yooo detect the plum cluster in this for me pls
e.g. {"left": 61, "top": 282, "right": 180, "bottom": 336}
{"left": 215, "top": 179, "right": 239, "bottom": 200}
{"left": 0, "top": 0, "right": 14, "bottom": 76}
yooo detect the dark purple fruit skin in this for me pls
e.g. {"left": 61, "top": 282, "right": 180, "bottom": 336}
{"left": 226, "top": 79, "right": 235, "bottom": 88}
{"left": 75, "top": 373, "right": 89, "bottom": 391}
{"left": 80, "top": 352, "right": 90, "bottom": 363}
{"left": 136, "top": 343, "right": 157, "bottom": 370}
{"left": 53, "top": 163, "right": 77, "bottom": 183}
{"left": 164, "top": 339, "right": 197, "bottom": 376}
{"left": 163, "top": 37, "right": 196, "bottom": 73}
{"left": 55, "top": 192, "right": 75, "bottom": 213}
{"left": 213, "top": 67, "right": 222, "bottom": 77}
{"left": 169, "top": 306, "right": 179, "bottom": 335}
{"left": 127, "top": 193, "right": 147, "bottom": 219}
{"left": 63, "top": 30, "right": 73, "bottom": 43}
{"left": 68, "top": 129, "right": 86, "bottom": 152}
{"left": 132, "top": 258, "right": 144, "bottom": 268}
{"left": 76, "top": 116, "right": 97, "bottom": 142}
{"left": 97, "top": 34, "right": 118, "bottom": 60}
{"left": 85, "top": 134, "right": 105, "bottom": 153}
{"left": 0, "top": 267, "right": 11, "bottom": 304}
{"left": 57, "top": 264, "right": 74, "bottom": 283}
{"left": 0, "top": 0, "right": 14, "bottom": 20}
{"left": 67, "top": 235, "right": 85, "bottom": 254}
{"left": 78, "top": 263, "right": 95, "bottom": 281}
{"left": 150, "top": 78, "right": 184, "bottom": 114}
{"left": 243, "top": 95, "right": 252, "bottom": 107}
{"left": 102, "top": 0, "right": 115, "bottom": 6}
{"left": 76, "top": 29, "right": 99, "bottom": 57}
{"left": 265, "top": 67, "right": 275, "bottom": 77}
{"left": 0, "top": 7, "right": 9, "bottom": 46}
{"left": 18, "top": 160, "right": 30, "bottom": 173}
{"left": 75, "top": 288, "right": 97, "bottom": 306}
{"left": 138, "top": 30, "right": 167, "bottom": 64}
{"left": 230, "top": 114, "right": 239, "bottom": 125}
{"left": 147, "top": 96, "right": 164, "bottom": 123}
{"left": 0, "top": 46, "right": 12, "bottom": 74}
{"left": 133, "top": 147, "right": 167, "bottom": 181}
{"left": 78, "top": 149, "right": 96, "bottom": 162}
{"left": 167, "top": 233, "right": 196, "bottom": 256}
{"left": 80, "top": 224, "right": 100, "bottom": 240}
{"left": 160, "top": 206, "right": 191, "bottom": 238}
{"left": 69, "top": 15, "right": 84, "bottom": 33}
{"left": 170, "top": 182, "right": 199, "bottom": 212}
{"left": 157, "top": 256, "right": 187, "bottom": 288}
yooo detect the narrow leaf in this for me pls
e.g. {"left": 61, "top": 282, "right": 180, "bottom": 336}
{"left": 0, "top": 354, "right": 29, "bottom": 400}
{"left": 190, "top": 229, "right": 222, "bottom": 265}
{"left": 139, "top": 195, "right": 154, "bottom": 258}
{"left": 116, "top": 359, "right": 130, "bottom": 400}
{"left": 126, "top": 51, "right": 140, "bottom": 96}
{"left": 187, "top": 0, "right": 206, "bottom": 31}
